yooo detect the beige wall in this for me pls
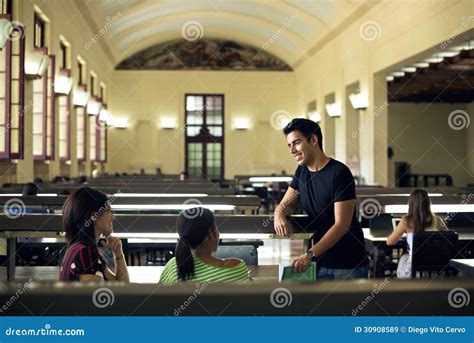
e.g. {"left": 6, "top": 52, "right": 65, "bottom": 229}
{"left": 13, "top": 0, "right": 113, "bottom": 182}
{"left": 294, "top": 0, "right": 473, "bottom": 186}
{"left": 107, "top": 71, "right": 298, "bottom": 178}
{"left": 388, "top": 102, "right": 472, "bottom": 187}
{"left": 5, "top": 1, "right": 474, "bottom": 184}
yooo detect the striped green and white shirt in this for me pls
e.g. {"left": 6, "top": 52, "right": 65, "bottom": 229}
{"left": 159, "top": 256, "right": 250, "bottom": 283}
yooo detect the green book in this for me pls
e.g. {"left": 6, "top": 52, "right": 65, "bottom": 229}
{"left": 279, "top": 262, "right": 317, "bottom": 282}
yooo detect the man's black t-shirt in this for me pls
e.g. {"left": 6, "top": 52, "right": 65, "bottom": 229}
{"left": 290, "top": 159, "right": 367, "bottom": 269}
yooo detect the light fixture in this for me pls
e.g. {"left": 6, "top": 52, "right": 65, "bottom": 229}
{"left": 386, "top": 76, "right": 394, "bottom": 82}
{"left": 0, "top": 19, "right": 13, "bottom": 50}
{"left": 25, "top": 50, "right": 50, "bottom": 79}
{"left": 54, "top": 71, "right": 73, "bottom": 95}
{"left": 111, "top": 204, "right": 235, "bottom": 211}
{"left": 73, "top": 85, "right": 89, "bottom": 107}
{"left": 87, "top": 96, "right": 102, "bottom": 115}
{"left": 385, "top": 204, "right": 474, "bottom": 213}
{"left": 390, "top": 71, "right": 405, "bottom": 78}
{"left": 233, "top": 118, "right": 250, "bottom": 130}
{"left": 309, "top": 111, "right": 321, "bottom": 122}
{"left": 160, "top": 118, "right": 177, "bottom": 129}
{"left": 112, "top": 193, "right": 209, "bottom": 197}
{"left": 108, "top": 117, "right": 128, "bottom": 129}
{"left": 99, "top": 108, "right": 111, "bottom": 122}
{"left": 401, "top": 67, "right": 416, "bottom": 73}
{"left": 349, "top": 92, "right": 368, "bottom": 110}
{"left": 325, "top": 102, "right": 342, "bottom": 117}
{"left": 249, "top": 177, "right": 292, "bottom": 182}
{"left": 412, "top": 62, "right": 429, "bottom": 68}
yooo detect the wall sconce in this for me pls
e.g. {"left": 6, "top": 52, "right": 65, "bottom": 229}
{"left": 108, "top": 117, "right": 128, "bottom": 129}
{"left": 99, "top": 108, "right": 111, "bottom": 122}
{"left": 73, "top": 85, "right": 89, "bottom": 107}
{"left": 349, "top": 92, "right": 368, "bottom": 110}
{"left": 54, "top": 70, "right": 73, "bottom": 95}
{"left": 25, "top": 50, "right": 50, "bottom": 80}
{"left": 308, "top": 111, "right": 321, "bottom": 122}
{"left": 87, "top": 96, "right": 102, "bottom": 115}
{"left": 233, "top": 118, "right": 250, "bottom": 130}
{"left": 325, "top": 102, "right": 342, "bottom": 117}
{"left": 160, "top": 118, "right": 177, "bottom": 129}
{"left": 0, "top": 19, "right": 13, "bottom": 50}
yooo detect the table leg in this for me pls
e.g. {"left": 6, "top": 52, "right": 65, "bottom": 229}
{"left": 7, "top": 237, "right": 16, "bottom": 281}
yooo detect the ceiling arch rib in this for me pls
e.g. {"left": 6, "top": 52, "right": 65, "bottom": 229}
{"left": 116, "top": 15, "right": 303, "bottom": 62}
{"left": 115, "top": 11, "right": 306, "bottom": 50}
{"left": 284, "top": 0, "right": 336, "bottom": 22}
{"left": 109, "top": 0, "right": 319, "bottom": 39}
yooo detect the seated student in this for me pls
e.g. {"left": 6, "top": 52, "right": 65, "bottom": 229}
{"left": 59, "top": 187, "right": 129, "bottom": 282}
{"left": 387, "top": 189, "right": 448, "bottom": 278}
{"left": 22, "top": 182, "right": 38, "bottom": 196}
{"left": 160, "top": 208, "right": 249, "bottom": 283}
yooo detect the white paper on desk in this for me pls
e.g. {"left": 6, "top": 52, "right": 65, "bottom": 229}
{"left": 278, "top": 264, "right": 285, "bottom": 282}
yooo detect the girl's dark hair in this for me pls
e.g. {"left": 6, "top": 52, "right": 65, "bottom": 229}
{"left": 62, "top": 187, "right": 109, "bottom": 246}
{"left": 175, "top": 207, "right": 215, "bottom": 281}
{"left": 406, "top": 189, "right": 434, "bottom": 233}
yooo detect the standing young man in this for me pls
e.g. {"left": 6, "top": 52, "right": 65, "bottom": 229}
{"left": 274, "top": 118, "right": 368, "bottom": 279}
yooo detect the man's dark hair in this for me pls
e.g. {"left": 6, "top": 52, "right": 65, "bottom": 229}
{"left": 283, "top": 118, "right": 323, "bottom": 151}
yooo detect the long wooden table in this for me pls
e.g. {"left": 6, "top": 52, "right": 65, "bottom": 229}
{"left": 0, "top": 214, "right": 312, "bottom": 280}
{"left": 363, "top": 228, "right": 474, "bottom": 278}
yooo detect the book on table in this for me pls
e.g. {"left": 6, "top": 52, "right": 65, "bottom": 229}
{"left": 279, "top": 262, "right": 316, "bottom": 282}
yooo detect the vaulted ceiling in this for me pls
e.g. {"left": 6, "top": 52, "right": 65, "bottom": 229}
{"left": 79, "top": 0, "right": 375, "bottom": 68}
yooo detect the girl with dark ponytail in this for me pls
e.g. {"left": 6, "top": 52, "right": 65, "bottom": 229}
{"left": 59, "top": 187, "right": 129, "bottom": 282}
{"left": 387, "top": 189, "right": 448, "bottom": 278}
{"left": 160, "top": 207, "right": 249, "bottom": 283}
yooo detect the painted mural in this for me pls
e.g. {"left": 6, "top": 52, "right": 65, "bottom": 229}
{"left": 116, "top": 39, "right": 292, "bottom": 71}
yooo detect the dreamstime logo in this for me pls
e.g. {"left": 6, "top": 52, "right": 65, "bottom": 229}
{"left": 270, "top": 287, "right": 292, "bottom": 308}
{"left": 2, "top": 20, "right": 25, "bottom": 42}
{"left": 84, "top": 191, "right": 120, "bottom": 228}
{"left": 4, "top": 198, "right": 26, "bottom": 219}
{"left": 359, "top": 198, "right": 382, "bottom": 219}
{"left": 262, "top": 12, "right": 299, "bottom": 50}
{"left": 270, "top": 110, "right": 291, "bottom": 130}
{"left": 182, "top": 199, "right": 204, "bottom": 219}
{"left": 448, "top": 110, "right": 470, "bottom": 131}
{"left": 92, "top": 287, "right": 115, "bottom": 308}
{"left": 352, "top": 278, "right": 390, "bottom": 316}
{"left": 440, "top": 16, "right": 474, "bottom": 49}
{"left": 181, "top": 21, "right": 204, "bottom": 42}
{"left": 359, "top": 21, "right": 381, "bottom": 41}
{"left": 0, "top": 279, "right": 33, "bottom": 315}
{"left": 448, "top": 288, "right": 470, "bottom": 309}
{"left": 84, "top": 12, "right": 122, "bottom": 50}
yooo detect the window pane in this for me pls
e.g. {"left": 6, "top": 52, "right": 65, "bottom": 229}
{"left": 33, "top": 135, "right": 43, "bottom": 155}
{"left": 0, "top": 129, "right": 5, "bottom": 152}
{"left": 0, "top": 100, "right": 4, "bottom": 124}
{"left": 207, "top": 110, "right": 222, "bottom": 125}
{"left": 186, "top": 96, "right": 203, "bottom": 111}
{"left": 208, "top": 126, "right": 222, "bottom": 137}
{"left": 186, "top": 111, "right": 203, "bottom": 125}
{"left": 11, "top": 56, "right": 19, "bottom": 79}
{"left": 186, "top": 126, "right": 200, "bottom": 137}
{"left": 0, "top": 49, "right": 5, "bottom": 70}
{"left": 33, "top": 94, "right": 43, "bottom": 112}
{"left": 0, "top": 73, "right": 4, "bottom": 92}
{"left": 33, "top": 114, "right": 43, "bottom": 134}
{"left": 11, "top": 80, "right": 19, "bottom": 103}
{"left": 59, "top": 141, "right": 67, "bottom": 158}
{"left": 10, "top": 129, "right": 18, "bottom": 153}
